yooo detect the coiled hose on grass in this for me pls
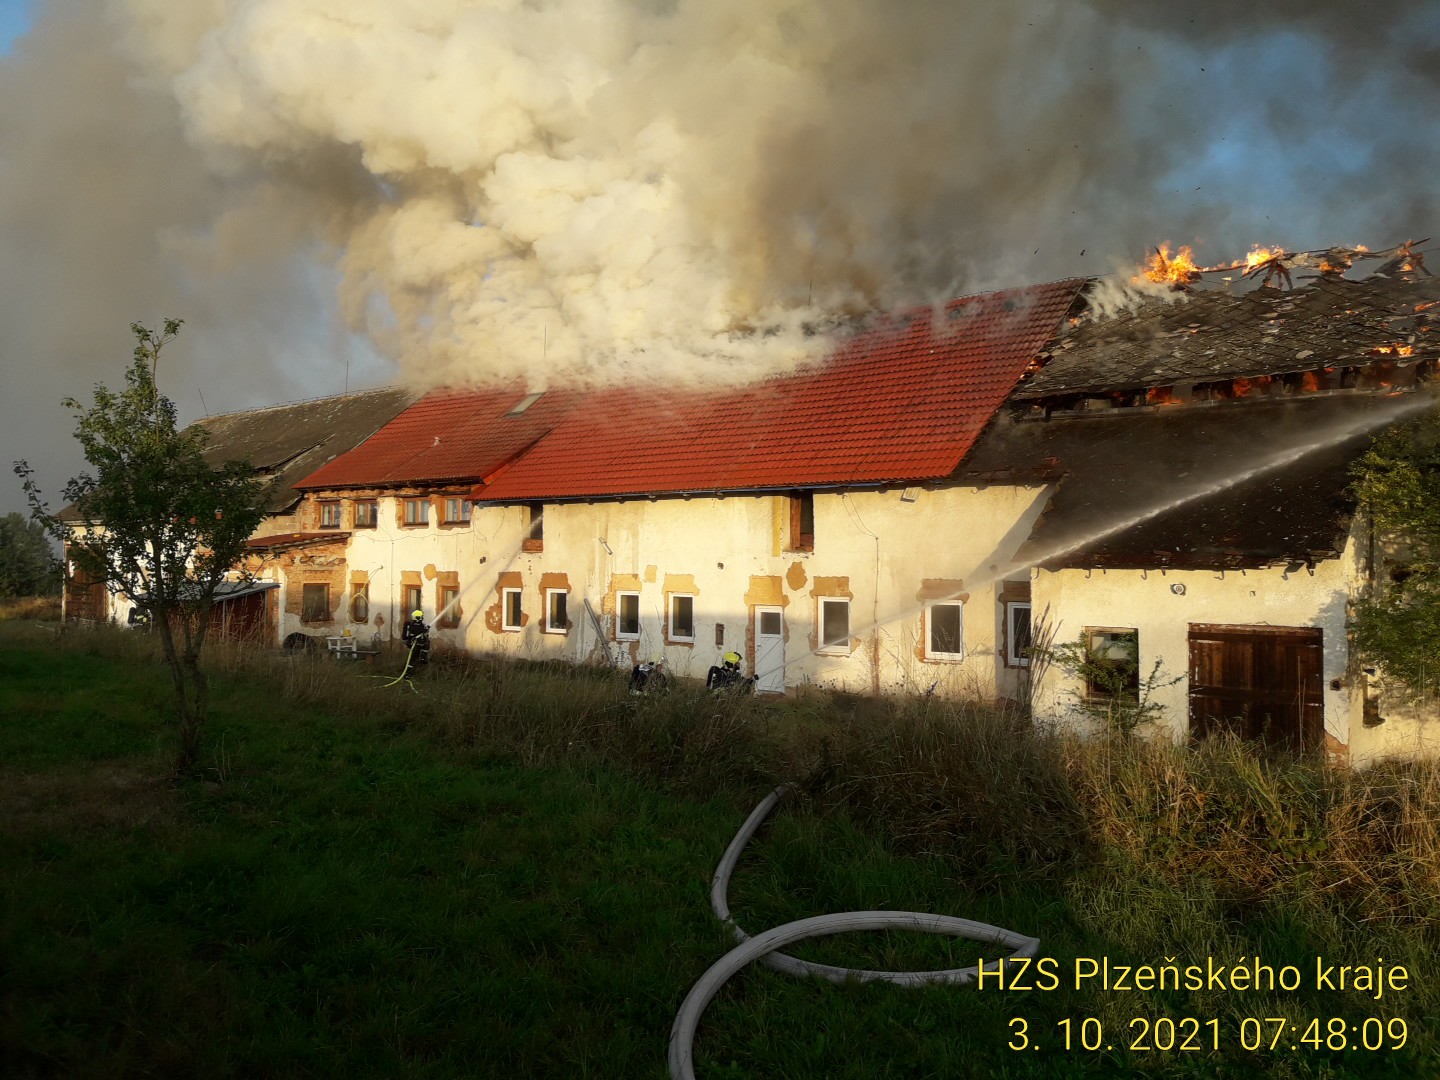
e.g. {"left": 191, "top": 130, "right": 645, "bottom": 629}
{"left": 669, "top": 785, "right": 1040, "bottom": 1080}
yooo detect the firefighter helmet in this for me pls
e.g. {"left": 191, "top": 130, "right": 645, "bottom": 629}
{"left": 412, "top": 609, "right": 424, "bottom": 620}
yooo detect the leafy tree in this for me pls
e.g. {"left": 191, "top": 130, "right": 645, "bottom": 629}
{"left": 0, "top": 511, "right": 58, "bottom": 597}
{"left": 1350, "top": 409, "right": 1440, "bottom": 699}
{"left": 14, "top": 321, "right": 267, "bottom": 773}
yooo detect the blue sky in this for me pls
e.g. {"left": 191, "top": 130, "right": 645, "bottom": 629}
{"left": 0, "top": 0, "right": 29, "bottom": 54}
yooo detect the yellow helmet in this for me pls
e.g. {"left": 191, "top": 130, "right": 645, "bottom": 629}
{"left": 723, "top": 651, "right": 741, "bottom": 665}
{"left": 411, "top": 609, "right": 424, "bottom": 619}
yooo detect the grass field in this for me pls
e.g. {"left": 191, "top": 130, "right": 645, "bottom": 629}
{"left": 1, "top": 622, "right": 1436, "bottom": 1078}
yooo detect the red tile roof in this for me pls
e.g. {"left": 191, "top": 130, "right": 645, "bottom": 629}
{"left": 478, "top": 280, "right": 1084, "bottom": 500}
{"left": 294, "top": 280, "right": 1083, "bottom": 498}
{"left": 295, "top": 385, "right": 583, "bottom": 490}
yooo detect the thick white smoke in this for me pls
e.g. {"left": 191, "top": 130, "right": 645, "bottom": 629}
{"left": 5, "top": 0, "right": 1440, "bottom": 515}
{"left": 109, "top": 0, "right": 1142, "bottom": 388}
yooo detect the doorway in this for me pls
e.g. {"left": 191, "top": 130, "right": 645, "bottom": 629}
{"left": 753, "top": 606, "right": 785, "bottom": 694}
{"left": 1188, "top": 624, "right": 1324, "bottom": 752}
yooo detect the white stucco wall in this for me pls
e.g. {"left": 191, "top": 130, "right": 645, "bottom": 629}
{"left": 1031, "top": 553, "right": 1355, "bottom": 746}
{"left": 305, "top": 484, "right": 1051, "bottom": 699}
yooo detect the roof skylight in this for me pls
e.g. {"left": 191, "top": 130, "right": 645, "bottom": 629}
{"left": 508, "top": 391, "right": 544, "bottom": 416}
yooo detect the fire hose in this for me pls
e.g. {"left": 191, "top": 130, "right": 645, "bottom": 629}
{"left": 668, "top": 785, "right": 1040, "bottom": 1080}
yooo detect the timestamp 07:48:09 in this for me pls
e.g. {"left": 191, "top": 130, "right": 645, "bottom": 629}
{"left": 1008, "top": 1016, "right": 1410, "bottom": 1053}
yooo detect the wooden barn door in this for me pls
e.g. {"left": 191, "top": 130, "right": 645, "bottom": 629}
{"left": 1188, "top": 625, "right": 1324, "bottom": 753}
{"left": 64, "top": 562, "right": 107, "bottom": 621}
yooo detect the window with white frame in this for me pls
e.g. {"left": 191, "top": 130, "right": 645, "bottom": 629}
{"left": 616, "top": 591, "right": 640, "bottom": 640}
{"left": 818, "top": 597, "right": 850, "bottom": 653}
{"left": 544, "top": 589, "right": 568, "bottom": 634}
{"left": 1005, "top": 601, "right": 1032, "bottom": 667}
{"left": 501, "top": 587, "right": 523, "bottom": 631}
{"left": 668, "top": 594, "right": 695, "bottom": 642}
{"left": 926, "top": 601, "right": 964, "bottom": 660}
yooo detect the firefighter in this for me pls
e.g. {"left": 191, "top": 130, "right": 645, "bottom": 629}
{"left": 706, "top": 650, "right": 750, "bottom": 691}
{"left": 401, "top": 608, "right": 431, "bottom": 674}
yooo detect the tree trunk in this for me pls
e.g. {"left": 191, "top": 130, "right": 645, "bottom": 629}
{"left": 178, "top": 649, "right": 208, "bottom": 773}
{"left": 151, "top": 606, "right": 200, "bottom": 775}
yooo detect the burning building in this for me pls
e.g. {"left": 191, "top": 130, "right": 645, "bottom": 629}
{"left": 64, "top": 244, "right": 1440, "bottom": 764}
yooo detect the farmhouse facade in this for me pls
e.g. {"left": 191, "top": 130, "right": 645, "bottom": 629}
{"left": 64, "top": 262, "right": 1440, "bottom": 764}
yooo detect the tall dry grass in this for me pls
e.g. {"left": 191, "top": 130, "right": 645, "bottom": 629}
{"left": 37, "top": 622, "right": 1440, "bottom": 934}
{"left": 0, "top": 595, "right": 60, "bottom": 621}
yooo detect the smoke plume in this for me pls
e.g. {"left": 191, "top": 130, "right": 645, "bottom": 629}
{"left": 4, "top": 0, "right": 1440, "bottom": 508}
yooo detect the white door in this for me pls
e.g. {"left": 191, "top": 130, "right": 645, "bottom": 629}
{"left": 754, "top": 606, "right": 785, "bottom": 693}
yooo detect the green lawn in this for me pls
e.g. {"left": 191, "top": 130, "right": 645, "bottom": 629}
{"left": 0, "top": 629, "right": 1430, "bottom": 1078}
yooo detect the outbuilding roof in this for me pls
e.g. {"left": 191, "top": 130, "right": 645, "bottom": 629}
{"left": 959, "top": 393, "right": 1410, "bottom": 570}
{"left": 195, "top": 387, "right": 415, "bottom": 513}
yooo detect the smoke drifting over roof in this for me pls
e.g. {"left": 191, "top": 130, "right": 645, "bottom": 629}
{"left": 3, "top": 0, "right": 1439, "bottom": 509}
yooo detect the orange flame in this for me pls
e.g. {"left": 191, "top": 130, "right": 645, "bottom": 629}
{"left": 1245, "top": 245, "right": 1286, "bottom": 270}
{"left": 1138, "top": 244, "right": 1200, "bottom": 286}
{"left": 1374, "top": 344, "right": 1415, "bottom": 357}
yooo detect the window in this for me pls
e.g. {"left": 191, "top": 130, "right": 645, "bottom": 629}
{"left": 403, "top": 498, "right": 429, "bottom": 526}
{"left": 1005, "top": 601, "right": 1032, "bottom": 667}
{"left": 403, "top": 583, "right": 424, "bottom": 619}
{"left": 319, "top": 501, "right": 342, "bottom": 529}
{"left": 350, "top": 583, "right": 369, "bottom": 623}
{"left": 522, "top": 502, "right": 544, "bottom": 552}
{"left": 818, "top": 598, "right": 850, "bottom": 653}
{"left": 1085, "top": 628, "right": 1140, "bottom": 700}
{"left": 616, "top": 591, "right": 640, "bottom": 640}
{"left": 501, "top": 587, "right": 523, "bottom": 631}
{"left": 787, "top": 492, "right": 815, "bottom": 552}
{"left": 354, "top": 499, "right": 378, "bottom": 529}
{"left": 507, "top": 391, "right": 544, "bottom": 415}
{"left": 927, "top": 602, "right": 964, "bottom": 660}
{"left": 438, "top": 584, "right": 460, "bottom": 628}
{"left": 545, "top": 589, "right": 568, "bottom": 634}
{"left": 443, "top": 497, "right": 472, "bottom": 524}
{"left": 669, "top": 594, "right": 695, "bottom": 642}
{"left": 301, "top": 583, "right": 330, "bottom": 623}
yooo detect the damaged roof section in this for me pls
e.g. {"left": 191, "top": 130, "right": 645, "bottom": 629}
{"left": 1017, "top": 270, "right": 1440, "bottom": 400}
{"left": 474, "top": 280, "right": 1086, "bottom": 502}
{"left": 959, "top": 394, "right": 1406, "bottom": 570}
{"left": 196, "top": 386, "right": 414, "bottom": 513}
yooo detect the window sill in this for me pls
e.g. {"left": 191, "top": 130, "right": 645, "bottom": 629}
{"left": 616, "top": 634, "right": 641, "bottom": 643}
{"left": 353, "top": 524, "right": 377, "bottom": 530}
{"left": 542, "top": 627, "right": 569, "bottom": 635}
{"left": 924, "top": 653, "right": 966, "bottom": 663}
{"left": 500, "top": 625, "right": 523, "bottom": 633}
{"left": 817, "top": 645, "right": 851, "bottom": 657}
